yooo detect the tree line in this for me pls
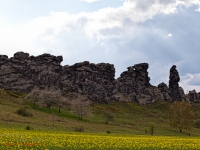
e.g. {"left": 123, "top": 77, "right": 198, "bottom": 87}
{"left": 25, "top": 88, "right": 195, "bottom": 132}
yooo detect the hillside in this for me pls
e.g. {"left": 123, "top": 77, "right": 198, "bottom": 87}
{"left": 0, "top": 89, "right": 200, "bottom": 136}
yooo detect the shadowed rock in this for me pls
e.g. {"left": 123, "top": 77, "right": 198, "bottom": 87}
{"left": 186, "top": 90, "right": 200, "bottom": 103}
{"left": 158, "top": 82, "right": 171, "bottom": 102}
{"left": 61, "top": 61, "right": 115, "bottom": 103}
{"left": 116, "top": 63, "right": 163, "bottom": 104}
{"left": 169, "top": 65, "right": 185, "bottom": 101}
{"left": 0, "top": 51, "right": 193, "bottom": 104}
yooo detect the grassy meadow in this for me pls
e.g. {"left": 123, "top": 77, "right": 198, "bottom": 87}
{"left": 0, "top": 89, "right": 200, "bottom": 149}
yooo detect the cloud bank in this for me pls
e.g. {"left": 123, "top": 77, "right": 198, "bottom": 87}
{"left": 80, "top": 0, "right": 99, "bottom": 3}
{"left": 0, "top": 0, "right": 200, "bottom": 93}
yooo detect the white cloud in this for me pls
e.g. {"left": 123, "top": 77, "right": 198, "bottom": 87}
{"left": 80, "top": 0, "right": 99, "bottom": 3}
{"left": 168, "top": 33, "right": 173, "bottom": 37}
{"left": 1, "top": 0, "right": 200, "bottom": 93}
{"left": 180, "top": 73, "right": 200, "bottom": 93}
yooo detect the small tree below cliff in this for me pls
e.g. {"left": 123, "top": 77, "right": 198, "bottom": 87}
{"left": 169, "top": 101, "right": 194, "bottom": 132}
{"left": 41, "top": 89, "right": 61, "bottom": 110}
{"left": 70, "top": 99, "right": 91, "bottom": 120}
{"left": 25, "top": 88, "right": 41, "bottom": 106}
{"left": 104, "top": 112, "right": 114, "bottom": 125}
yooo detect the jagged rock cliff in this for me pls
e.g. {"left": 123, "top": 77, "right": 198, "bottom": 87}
{"left": 158, "top": 82, "right": 171, "bottom": 102}
{"left": 0, "top": 52, "right": 62, "bottom": 93}
{"left": 0, "top": 51, "right": 194, "bottom": 104}
{"left": 116, "top": 63, "right": 163, "bottom": 104}
{"left": 186, "top": 90, "right": 200, "bottom": 103}
{"left": 61, "top": 61, "right": 115, "bottom": 103}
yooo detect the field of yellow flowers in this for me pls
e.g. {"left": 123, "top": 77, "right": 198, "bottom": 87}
{"left": 0, "top": 128, "right": 200, "bottom": 150}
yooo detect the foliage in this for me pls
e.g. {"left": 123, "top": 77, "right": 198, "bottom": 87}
{"left": 74, "top": 126, "right": 84, "bottom": 132}
{"left": 106, "top": 130, "right": 111, "bottom": 134}
{"left": 149, "top": 123, "right": 155, "bottom": 135}
{"left": 25, "top": 88, "right": 40, "bottom": 106}
{"left": 1, "top": 128, "right": 200, "bottom": 149}
{"left": 0, "top": 89, "right": 7, "bottom": 97}
{"left": 16, "top": 108, "right": 33, "bottom": 117}
{"left": 70, "top": 99, "right": 91, "bottom": 120}
{"left": 5, "top": 90, "right": 20, "bottom": 98}
{"left": 104, "top": 112, "right": 114, "bottom": 125}
{"left": 25, "top": 125, "right": 33, "bottom": 130}
{"left": 194, "top": 120, "right": 200, "bottom": 128}
{"left": 26, "top": 88, "right": 66, "bottom": 111}
{"left": 169, "top": 101, "right": 195, "bottom": 132}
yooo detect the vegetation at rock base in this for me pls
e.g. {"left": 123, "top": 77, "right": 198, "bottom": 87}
{"left": 1, "top": 89, "right": 200, "bottom": 149}
{"left": 1, "top": 88, "right": 200, "bottom": 135}
{"left": 169, "top": 101, "right": 195, "bottom": 132}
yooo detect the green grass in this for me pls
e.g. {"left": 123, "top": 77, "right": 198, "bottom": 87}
{"left": 0, "top": 89, "right": 200, "bottom": 136}
{"left": 27, "top": 102, "right": 77, "bottom": 119}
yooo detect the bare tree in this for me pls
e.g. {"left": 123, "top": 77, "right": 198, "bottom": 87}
{"left": 49, "top": 113, "right": 56, "bottom": 127}
{"left": 54, "top": 91, "right": 69, "bottom": 113}
{"left": 25, "top": 88, "right": 40, "bottom": 106}
{"left": 104, "top": 112, "right": 114, "bottom": 125}
{"left": 70, "top": 98, "right": 91, "bottom": 120}
{"left": 41, "top": 90, "right": 57, "bottom": 110}
{"left": 42, "top": 90, "right": 55, "bottom": 109}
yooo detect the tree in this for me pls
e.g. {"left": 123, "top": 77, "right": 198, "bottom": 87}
{"left": 169, "top": 101, "right": 195, "bottom": 132}
{"left": 56, "top": 96, "right": 70, "bottom": 113}
{"left": 49, "top": 113, "right": 56, "bottom": 127}
{"left": 70, "top": 99, "right": 91, "bottom": 120}
{"left": 149, "top": 123, "right": 155, "bottom": 135}
{"left": 41, "top": 90, "right": 58, "bottom": 110}
{"left": 25, "top": 88, "right": 40, "bottom": 106}
{"left": 104, "top": 112, "right": 114, "bottom": 125}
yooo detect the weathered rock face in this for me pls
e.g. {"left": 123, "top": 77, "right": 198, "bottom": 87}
{"left": 158, "top": 82, "right": 171, "bottom": 102}
{"left": 0, "top": 51, "right": 194, "bottom": 104}
{"left": 0, "top": 52, "right": 115, "bottom": 103}
{"left": 61, "top": 61, "right": 116, "bottom": 103}
{"left": 116, "top": 63, "right": 163, "bottom": 104}
{"left": 169, "top": 65, "right": 185, "bottom": 101}
{"left": 0, "top": 52, "right": 63, "bottom": 93}
{"left": 186, "top": 90, "right": 200, "bottom": 103}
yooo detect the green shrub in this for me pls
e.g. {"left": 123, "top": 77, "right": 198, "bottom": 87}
{"left": 106, "top": 130, "right": 111, "bottom": 134}
{"left": 17, "top": 108, "right": 33, "bottom": 117}
{"left": 25, "top": 125, "right": 33, "bottom": 130}
{"left": 5, "top": 90, "right": 20, "bottom": 98}
{"left": 74, "top": 126, "right": 84, "bottom": 132}
{"left": 194, "top": 120, "right": 200, "bottom": 128}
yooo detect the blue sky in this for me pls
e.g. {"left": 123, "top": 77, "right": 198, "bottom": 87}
{"left": 0, "top": 0, "right": 200, "bottom": 93}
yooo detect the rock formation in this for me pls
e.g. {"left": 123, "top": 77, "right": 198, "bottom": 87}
{"left": 158, "top": 82, "right": 171, "bottom": 102}
{"left": 0, "top": 52, "right": 115, "bottom": 103}
{"left": 61, "top": 61, "right": 115, "bottom": 103}
{"left": 116, "top": 63, "right": 163, "bottom": 104}
{"left": 0, "top": 52, "right": 62, "bottom": 93}
{"left": 168, "top": 65, "right": 185, "bottom": 101}
{"left": 186, "top": 90, "right": 200, "bottom": 103}
{"left": 0, "top": 51, "right": 195, "bottom": 104}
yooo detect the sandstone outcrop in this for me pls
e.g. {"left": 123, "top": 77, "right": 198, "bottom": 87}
{"left": 61, "top": 61, "right": 115, "bottom": 103}
{"left": 169, "top": 65, "right": 185, "bottom": 101}
{"left": 186, "top": 90, "right": 200, "bottom": 103}
{"left": 116, "top": 63, "right": 163, "bottom": 104}
{"left": 0, "top": 52, "right": 62, "bottom": 93}
{"left": 158, "top": 82, "right": 171, "bottom": 102}
{"left": 0, "top": 51, "right": 194, "bottom": 104}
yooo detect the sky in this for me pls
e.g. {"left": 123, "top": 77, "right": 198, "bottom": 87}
{"left": 0, "top": 0, "right": 200, "bottom": 93}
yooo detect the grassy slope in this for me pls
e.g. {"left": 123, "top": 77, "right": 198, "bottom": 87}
{"left": 0, "top": 89, "right": 200, "bottom": 136}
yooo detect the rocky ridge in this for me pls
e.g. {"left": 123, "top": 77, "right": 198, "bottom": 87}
{"left": 0, "top": 52, "right": 198, "bottom": 104}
